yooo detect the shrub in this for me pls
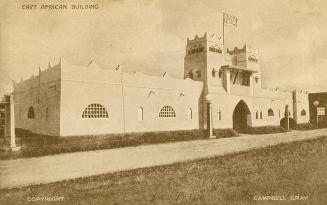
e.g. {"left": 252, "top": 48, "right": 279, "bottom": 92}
{"left": 294, "top": 123, "right": 315, "bottom": 130}
{"left": 213, "top": 129, "right": 239, "bottom": 138}
{"left": 246, "top": 126, "right": 286, "bottom": 134}
{"left": 1, "top": 128, "right": 238, "bottom": 159}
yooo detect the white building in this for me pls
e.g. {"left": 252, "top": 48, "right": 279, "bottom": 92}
{"left": 13, "top": 32, "right": 310, "bottom": 136}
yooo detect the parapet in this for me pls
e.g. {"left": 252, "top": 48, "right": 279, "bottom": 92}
{"left": 187, "top": 32, "right": 223, "bottom": 44}
{"left": 227, "top": 44, "right": 258, "bottom": 55}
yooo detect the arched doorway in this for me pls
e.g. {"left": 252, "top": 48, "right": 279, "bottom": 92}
{"left": 233, "top": 100, "right": 251, "bottom": 133}
{"left": 280, "top": 117, "right": 295, "bottom": 129}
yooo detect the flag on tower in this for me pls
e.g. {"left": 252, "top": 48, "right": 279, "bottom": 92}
{"left": 223, "top": 13, "right": 238, "bottom": 27}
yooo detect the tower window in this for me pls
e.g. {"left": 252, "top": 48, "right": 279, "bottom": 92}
{"left": 248, "top": 55, "right": 258, "bottom": 63}
{"left": 215, "top": 48, "right": 222, "bottom": 53}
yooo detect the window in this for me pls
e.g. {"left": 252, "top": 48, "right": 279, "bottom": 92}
{"left": 27, "top": 106, "right": 35, "bottom": 119}
{"left": 301, "top": 109, "right": 306, "bottom": 116}
{"left": 256, "top": 111, "right": 258, "bottom": 119}
{"left": 215, "top": 48, "right": 222, "bottom": 53}
{"left": 218, "top": 69, "right": 223, "bottom": 78}
{"left": 82, "top": 104, "right": 108, "bottom": 118}
{"left": 248, "top": 55, "right": 258, "bottom": 63}
{"left": 260, "top": 111, "right": 263, "bottom": 119}
{"left": 279, "top": 110, "right": 281, "bottom": 118}
{"left": 188, "top": 71, "right": 193, "bottom": 79}
{"left": 138, "top": 107, "right": 143, "bottom": 121}
{"left": 218, "top": 109, "right": 221, "bottom": 120}
{"left": 196, "top": 71, "right": 201, "bottom": 78}
{"left": 209, "top": 47, "right": 215, "bottom": 52}
{"left": 188, "top": 108, "right": 192, "bottom": 119}
{"left": 212, "top": 68, "right": 217, "bottom": 77}
{"left": 198, "top": 47, "right": 204, "bottom": 52}
{"left": 45, "top": 108, "right": 48, "bottom": 121}
{"left": 268, "top": 109, "right": 274, "bottom": 116}
{"left": 159, "top": 106, "right": 176, "bottom": 118}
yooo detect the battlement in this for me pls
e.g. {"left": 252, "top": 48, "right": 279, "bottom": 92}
{"left": 187, "top": 32, "right": 223, "bottom": 44}
{"left": 227, "top": 44, "right": 258, "bottom": 55}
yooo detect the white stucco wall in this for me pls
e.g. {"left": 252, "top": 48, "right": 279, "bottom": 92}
{"left": 13, "top": 64, "right": 61, "bottom": 136}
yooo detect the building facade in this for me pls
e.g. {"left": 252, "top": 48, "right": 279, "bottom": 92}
{"left": 13, "top": 32, "right": 310, "bottom": 136}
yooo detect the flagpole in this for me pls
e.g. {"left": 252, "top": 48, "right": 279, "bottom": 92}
{"left": 222, "top": 12, "right": 225, "bottom": 46}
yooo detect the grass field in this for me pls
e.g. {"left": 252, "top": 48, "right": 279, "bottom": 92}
{"left": 1, "top": 136, "right": 326, "bottom": 205}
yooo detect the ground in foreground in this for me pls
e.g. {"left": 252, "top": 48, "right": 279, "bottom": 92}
{"left": 1, "top": 136, "right": 327, "bottom": 205}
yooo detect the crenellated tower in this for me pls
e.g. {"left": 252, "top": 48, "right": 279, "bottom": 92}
{"left": 184, "top": 32, "right": 225, "bottom": 87}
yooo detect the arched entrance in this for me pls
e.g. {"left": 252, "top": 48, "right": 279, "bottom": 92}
{"left": 233, "top": 100, "right": 251, "bottom": 133}
{"left": 280, "top": 117, "right": 295, "bottom": 129}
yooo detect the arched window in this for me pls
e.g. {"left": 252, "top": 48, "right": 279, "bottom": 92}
{"left": 82, "top": 104, "right": 108, "bottom": 118}
{"left": 218, "top": 69, "right": 223, "bottom": 78}
{"left": 268, "top": 109, "right": 274, "bottom": 116}
{"left": 301, "top": 109, "right": 306, "bottom": 116}
{"left": 260, "top": 111, "right": 263, "bottom": 119}
{"left": 256, "top": 111, "right": 258, "bottom": 119}
{"left": 212, "top": 68, "right": 217, "bottom": 77}
{"left": 27, "top": 106, "right": 35, "bottom": 119}
{"left": 45, "top": 108, "right": 48, "bottom": 121}
{"left": 188, "top": 108, "right": 192, "bottom": 119}
{"left": 138, "top": 107, "right": 143, "bottom": 121}
{"left": 159, "top": 106, "right": 176, "bottom": 118}
{"left": 218, "top": 109, "right": 221, "bottom": 120}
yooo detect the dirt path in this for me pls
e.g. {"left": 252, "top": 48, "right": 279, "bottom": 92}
{"left": 1, "top": 128, "right": 326, "bottom": 189}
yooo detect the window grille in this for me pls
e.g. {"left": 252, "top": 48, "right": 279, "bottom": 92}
{"left": 159, "top": 106, "right": 176, "bottom": 118}
{"left": 82, "top": 104, "right": 109, "bottom": 118}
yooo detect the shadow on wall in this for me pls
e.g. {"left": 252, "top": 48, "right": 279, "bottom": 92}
{"left": 280, "top": 117, "right": 295, "bottom": 129}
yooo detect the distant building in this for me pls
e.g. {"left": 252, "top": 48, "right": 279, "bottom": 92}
{"left": 308, "top": 92, "right": 327, "bottom": 127}
{"left": 13, "top": 32, "right": 310, "bottom": 136}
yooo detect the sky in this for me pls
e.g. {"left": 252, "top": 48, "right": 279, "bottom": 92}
{"left": 1, "top": 0, "right": 327, "bottom": 96}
